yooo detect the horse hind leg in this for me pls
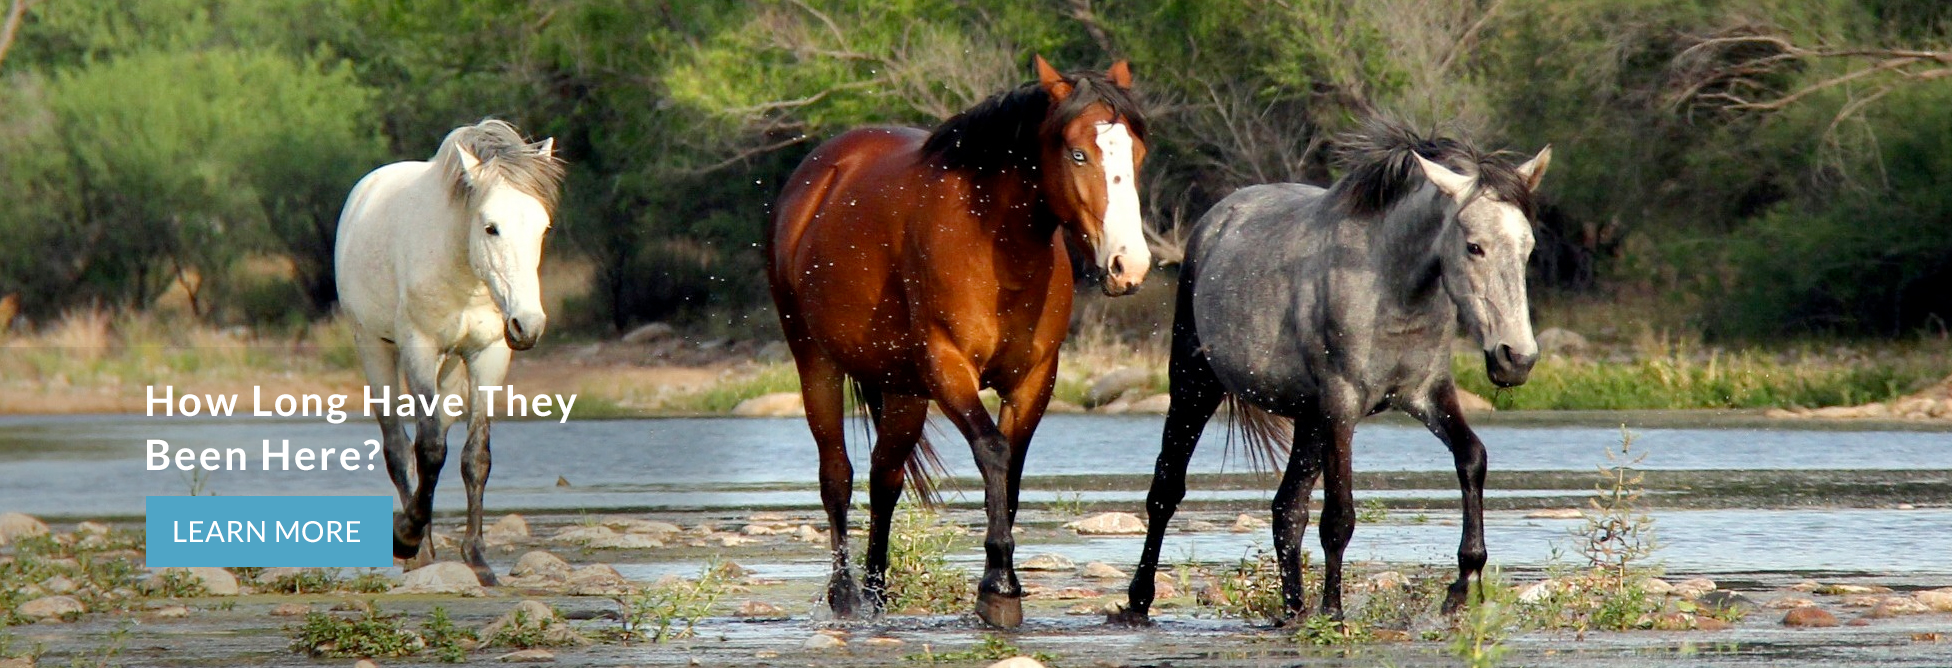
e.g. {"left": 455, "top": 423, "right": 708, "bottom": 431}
{"left": 861, "top": 389, "right": 930, "bottom": 614}
{"left": 1274, "top": 407, "right": 1328, "bottom": 621}
{"left": 457, "top": 344, "right": 510, "bottom": 586}
{"left": 796, "top": 350, "right": 863, "bottom": 619}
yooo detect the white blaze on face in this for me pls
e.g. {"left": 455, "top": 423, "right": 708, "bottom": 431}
{"left": 1094, "top": 122, "right": 1149, "bottom": 286}
{"left": 471, "top": 188, "right": 551, "bottom": 347}
{"left": 1463, "top": 197, "right": 1538, "bottom": 358}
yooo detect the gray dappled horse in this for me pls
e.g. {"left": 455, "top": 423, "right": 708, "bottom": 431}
{"left": 1113, "top": 118, "right": 1551, "bottom": 625}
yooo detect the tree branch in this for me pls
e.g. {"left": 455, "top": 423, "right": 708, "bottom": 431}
{"left": 0, "top": 0, "right": 35, "bottom": 72}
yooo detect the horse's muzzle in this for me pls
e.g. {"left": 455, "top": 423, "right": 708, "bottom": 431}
{"left": 1484, "top": 344, "right": 1536, "bottom": 388}
{"left": 505, "top": 315, "right": 545, "bottom": 351}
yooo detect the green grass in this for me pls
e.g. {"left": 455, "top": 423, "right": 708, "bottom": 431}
{"left": 660, "top": 363, "right": 802, "bottom": 413}
{"left": 1454, "top": 346, "right": 1950, "bottom": 410}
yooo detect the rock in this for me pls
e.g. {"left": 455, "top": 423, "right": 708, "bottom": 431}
{"left": 1788, "top": 580, "right": 1821, "bottom": 592}
{"left": 988, "top": 657, "right": 1047, "bottom": 668}
{"left": 1080, "top": 562, "right": 1127, "bottom": 580}
{"left": 394, "top": 561, "right": 486, "bottom": 596}
{"left": 1046, "top": 399, "right": 1085, "bottom": 414}
{"left": 19, "top": 595, "right": 83, "bottom": 620}
{"left": 1535, "top": 327, "right": 1590, "bottom": 355}
{"left": 1913, "top": 589, "right": 1952, "bottom": 612}
{"left": 1042, "top": 586, "right": 1101, "bottom": 600}
{"left": 510, "top": 551, "right": 573, "bottom": 581}
{"left": 1693, "top": 615, "right": 1734, "bottom": 631}
{"left": 1697, "top": 590, "right": 1756, "bottom": 615}
{"left": 1673, "top": 578, "right": 1717, "bottom": 599}
{"left": 1648, "top": 612, "right": 1694, "bottom": 631}
{"left": 1020, "top": 554, "right": 1076, "bottom": 571}
{"left": 1764, "top": 596, "right": 1816, "bottom": 610}
{"left": 621, "top": 322, "right": 674, "bottom": 344}
{"left": 564, "top": 564, "right": 627, "bottom": 596}
{"left": 1362, "top": 571, "right": 1407, "bottom": 592}
{"left": 1128, "top": 393, "right": 1173, "bottom": 414}
{"left": 487, "top": 514, "right": 531, "bottom": 542}
{"left": 1643, "top": 578, "right": 1674, "bottom": 596}
{"left": 153, "top": 604, "right": 190, "bottom": 619}
{"left": 587, "top": 533, "right": 665, "bottom": 549}
{"left": 482, "top": 600, "right": 589, "bottom": 648}
{"left": 732, "top": 392, "right": 804, "bottom": 417}
{"left": 38, "top": 575, "right": 76, "bottom": 595}
{"left": 1815, "top": 583, "right": 1891, "bottom": 596}
{"left": 1085, "top": 367, "right": 1152, "bottom": 408}
{"left": 0, "top": 658, "right": 33, "bottom": 668}
{"left": 802, "top": 633, "right": 845, "bottom": 650}
{"left": 552, "top": 525, "right": 619, "bottom": 544}
{"left": 1065, "top": 602, "right": 1111, "bottom": 615}
{"left": 145, "top": 567, "right": 241, "bottom": 596}
{"left": 792, "top": 525, "right": 822, "bottom": 543}
{"left": 497, "top": 649, "right": 556, "bottom": 663}
{"left": 0, "top": 512, "right": 48, "bottom": 545}
{"left": 1230, "top": 514, "right": 1267, "bottom": 533}
{"left": 1783, "top": 606, "right": 1838, "bottom": 628}
{"left": 1870, "top": 596, "right": 1931, "bottom": 617}
{"left": 604, "top": 517, "right": 683, "bottom": 538}
{"left": 1524, "top": 508, "right": 1584, "bottom": 520}
{"left": 75, "top": 521, "right": 111, "bottom": 536}
{"left": 271, "top": 602, "right": 311, "bottom": 617}
{"left": 1372, "top": 629, "right": 1414, "bottom": 642}
{"left": 864, "top": 637, "right": 904, "bottom": 647}
{"left": 355, "top": 660, "right": 379, "bottom": 668}
{"left": 1841, "top": 595, "right": 1883, "bottom": 607}
{"left": 1455, "top": 388, "right": 1496, "bottom": 413}
{"left": 1516, "top": 580, "right": 1560, "bottom": 603}
{"left": 735, "top": 600, "right": 787, "bottom": 619}
{"left": 1065, "top": 512, "right": 1145, "bottom": 535}
{"left": 556, "top": 476, "right": 571, "bottom": 487}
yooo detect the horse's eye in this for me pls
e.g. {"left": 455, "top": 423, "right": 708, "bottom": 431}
{"left": 485, "top": 224, "right": 501, "bottom": 237}
{"left": 1070, "top": 148, "right": 1087, "bottom": 164}
{"left": 1467, "top": 243, "right": 1485, "bottom": 257}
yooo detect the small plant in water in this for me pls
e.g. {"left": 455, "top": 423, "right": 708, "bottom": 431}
{"left": 1449, "top": 579, "right": 1515, "bottom": 668}
{"left": 1204, "top": 548, "right": 1299, "bottom": 625}
{"left": 904, "top": 634, "right": 1057, "bottom": 664}
{"left": 1581, "top": 427, "right": 1659, "bottom": 582}
{"left": 290, "top": 604, "right": 418, "bottom": 658}
{"left": 883, "top": 504, "right": 973, "bottom": 614}
{"left": 421, "top": 606, "right": 477, "bottom": 663}
{"left": 1357, "top": 497, "right": 1389, "bottom": 523}
{"left": 619, "top": 559, "right": 729, "bottom": 643}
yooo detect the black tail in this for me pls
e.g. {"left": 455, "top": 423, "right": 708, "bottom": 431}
{"left": 849, "top": 379, "right": 949, "bottom": 507}
{"left": 1222, "top": 394, "right": 1292, "bottom": 476}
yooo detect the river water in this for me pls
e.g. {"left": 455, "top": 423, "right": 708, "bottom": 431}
{"left": 2, "top": 413, "right": 1947, "bottom": 574}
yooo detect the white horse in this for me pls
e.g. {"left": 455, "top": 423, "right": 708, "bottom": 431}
{"left": 334, "top": 119, "right": 562, "bottom": 584}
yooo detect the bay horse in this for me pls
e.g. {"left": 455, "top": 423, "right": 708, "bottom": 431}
{"left": 335, "top": 119, "right": 563, "bottom": 585}
{"left": 1113, "top": 117, "right": 1550, "bottom": 625}
{"left": 768, "top": 56, "right": 1150, "bottom": 627}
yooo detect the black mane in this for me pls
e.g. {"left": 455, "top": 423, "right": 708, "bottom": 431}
{"left": 1329, "top": 116, "right": 1536, "bottom": 220}
{"left": 921, "top": 69, "right": 1147, "bottom": 172}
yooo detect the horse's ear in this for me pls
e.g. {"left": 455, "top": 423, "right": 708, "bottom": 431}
{"left": 1034, "top": 54, "right": 1072, "bottom": 101}
{"left": 1107, "top": 60, "right": 1133, "bottom": 89}
{"left": 533, "top": 137, "right": 555, "bottom": 160}
{"left": 1412, "top": 152, "right": 1474, "bottom": 199}
{"left": 456, "top": 145, "right": 483, "bottom": 183}
{"left": 1517, "top": 145, "right": 1552, "bottom": 191}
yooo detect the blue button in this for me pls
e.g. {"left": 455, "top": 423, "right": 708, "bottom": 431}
{"left": 145, "top": 496, "right": 393, "bottom": 567}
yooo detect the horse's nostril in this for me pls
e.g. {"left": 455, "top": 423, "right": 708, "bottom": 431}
{"left": 1109, "top": 255, "right": 1126, "bottom": 277}
{"left": 509, "top": 318, "right": 524, "bottom": 336}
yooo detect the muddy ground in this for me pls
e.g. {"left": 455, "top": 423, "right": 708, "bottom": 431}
{"left": 7, "top": 506, "right": 1951, "bottom": 668}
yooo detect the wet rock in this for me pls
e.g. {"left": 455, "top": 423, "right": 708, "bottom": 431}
{"left": 1696, "top": 590, "right": 1755, "bottom": 615}
{"left": 1846, "top": 616, "right": 1873, "bottom": 627}
{"left": 1020, "top": 554, "right": 1075, "bottom": 571}
{"left": 1128, "top": 394, "right": 1173, "bottom": 414}
{"left": 716, "top": 562, "right": 751, "bottom": 579}
{"left": 75, "top": 521, "right": 111, "bottom": 536}
{"left": 497, "top": 649, "right": 556, "bottom": 663}
{"left": 0, "top": 512, "right": 48, "bottom": 545}
{"left": 1081, "top": 562, "right": 1127, "bottom": 580}
{"left": 1065, "top": 512, "right": 1145, "bottom": 535}
{"left": 394, "top": 561, "right": 486, "bottom": 596}
{"left": 1524, "top": 508, "right": 1584, "bottom": 520}
{"left": 1913, "top": 589, "right": 1952, "bottom": 612}
{"left": 144, "top": 567, "right": 241, "bottom": 596}
{"left": 1783, "top": 606, "right": 1838, "bottom": 628}
{"left": 510, "top": 551, "right": 572, "bottom": 581}
{"left": 1648, "top": 612, "right": 1694, "bottom": 631}
{"left": 1870, "top": 596, "right": 1931, "bottom": 617}
{"left": 1672, "top": 578, "right": 1716, "bottom": 599}
{"left": 482, "top": 600, "right": 589, "bottom": 647}
{"left": 153, "top": 604, "right": 190, "bottom": 619}
{"left": 1362, "top": 571, "right": 1408, "bottom": 592}
{"left": 1455, "top": 389, "right": 1496, "bottom": 413}
{"left": 20, "top": 595, "right": 83, "bottom": 620}
{"left": 732, "top": 392, "right": 804, "bottom": 417}
{"left": 1230, "top": 514, "right": 1267, "bottom": 533}
{"left": 38, "top": 575, "right": 76, "bottom": 595}
{"left": 1065, "top": 602, "right": 1112, "bottom": 615}
{"left": 988, "top": 657, "right": 1047, "bottom": 668}
{"left": 1516, "top": 579, "right": 1561, "bottom": 603}
{"left": 1841, "top": 595, "right": 1883, "bottom": 607}
{"left": 556, "top": 476, "right": 571, "bottom": 487}
{"left": 565, "top": 564, "right": 628, "bottom": 596}
{"left": 735, "top": 600, "right": 787, "bottom": 619}
{"left": 1535, "top": 327, "right": 1589, "bottom": 355}
{"left": 1764, "top": 596, "right": 1816, "bottom": 610}
{"left": 588, "top": 533, "right": 664, "bottom": 549}
{"left": 717, "top": 534, "right": 757, "bottom": 547}
{"left": 487, "top": 514, "right": 530, "bottom": 542}
{"left": 802, "top": 633, "right": 845, "bottom": 649}
{"left": 1042, "top": 586, "right": 1101, "bottom": 600}
{"left": 355, "top": 660, "right": 379, "bottom": 668}
{"left": 621, "top": 322, "right": 674, "bottom": 344}
{"left": 1372, "top": 629, "right": 1414, "bottom": 642}
{"left": 792, "top": 525, "right": 822, "bottom": 543}
{"left": 270, "top": 602, "right": 311, "bottom": 617}
{"left": 1152, "top": 575, "right": 1178, "bottom": 600}
{"left": 1815, "top": 583, "right": 1891, "bottom": 596}
{"left": 1788, "top": 580, "right": 1821, "bottom": 592}
{"left": 864, "top": 637, "right": 903, "bottom": 647}
{"left": 1643, "top": 578, "right": 1674, "bottom": 596}
{"left": 604, "top": 517, "right": 683, "bottom": 538}
{"left": 1693, "top": 615, "right": 1734, "bottom": 631}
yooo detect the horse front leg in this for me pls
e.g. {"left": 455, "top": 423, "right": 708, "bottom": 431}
{"left": 924, "top": 342, "right": 1022, "bottom": 628}
{"left": 1316, "top": 408, "right": 1358, "bottom": 620}
{"left": 394, "top": 340, "right": 451, "bottom": 566}
{"left": 1115, "top": 331, "right": 1225, "bottom": 626}
{"left": 457, "top": 343, "right": 510, "bottom": 586}
{"left": 1406, "top": 383, "right": 1488, "bottom": 614}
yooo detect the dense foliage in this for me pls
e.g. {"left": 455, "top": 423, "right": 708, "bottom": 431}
{"left": 0, "top": 0, "right": 1946, "bottom": 338}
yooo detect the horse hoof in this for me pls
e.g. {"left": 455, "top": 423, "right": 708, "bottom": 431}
{"left": 392, "top": 533, "right": 420, "bottom": 560}
{"left": 975, "top": 591, "right": 1024, "bottom": 629}
{"left": 1106, "top": 606, "right": 1153, "bottom": 627}
{"left": 471, "top": 565, "right": 500, "bottom": 587}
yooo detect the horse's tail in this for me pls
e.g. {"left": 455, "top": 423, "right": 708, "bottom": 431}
{"left": 1222, "top": 394, "right": 1292, "bottom": 476}
{"left": 849, "top": 379, "right": 949, "bottom": 507}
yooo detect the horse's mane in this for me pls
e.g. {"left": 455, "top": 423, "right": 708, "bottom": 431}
{"left": 921, "top": 69, "right": 1148, "bottom": 172}
{"left": 1329, "top": 116, "right": 1536, "bottom": 220}
{"left": 434, "top": 119, "right": 565, "bottom": 214}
